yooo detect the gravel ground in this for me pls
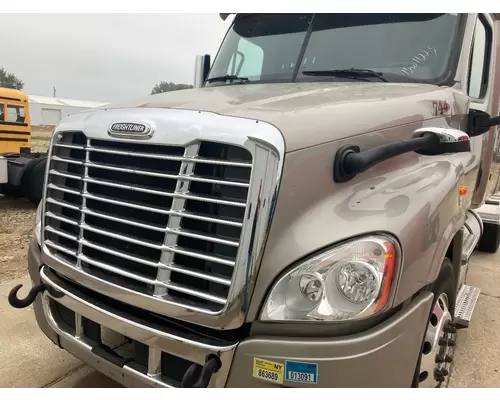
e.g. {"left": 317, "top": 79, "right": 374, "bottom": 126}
{"left": 0, "top": 129, "right": 51, "bottom": 283}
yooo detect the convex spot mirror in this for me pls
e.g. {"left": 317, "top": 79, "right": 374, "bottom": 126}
{"left": 412, "top": 127, "right": 471, "bottom": 156}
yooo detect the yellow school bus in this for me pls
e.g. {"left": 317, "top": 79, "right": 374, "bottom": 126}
{"left": 0, "top": 87, "right": 32, "bottom": 153}
{"left": 0, "top": 87, "right": 46, "bottom": 204}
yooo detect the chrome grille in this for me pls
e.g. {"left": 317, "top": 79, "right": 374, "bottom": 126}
{"left": 43, "top": 131, "right": 253, "bottom": 312}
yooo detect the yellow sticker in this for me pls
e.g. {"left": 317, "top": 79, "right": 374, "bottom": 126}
{"left": 252, "top": 357, "right": 284, "bottom": 384}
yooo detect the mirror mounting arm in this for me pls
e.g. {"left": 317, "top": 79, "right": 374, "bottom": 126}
{"left": 334, "top": 133, "right": 439, "bottom": 183}
{"left": 333, "top": 127, "right": 471, "bottom": 184}
{"left": 487, "top": 115, "right": 500, "bottom": 128}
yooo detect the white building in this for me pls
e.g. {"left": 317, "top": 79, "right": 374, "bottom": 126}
{"left": 28, "top": 95, "right": 108, "bottom": 127}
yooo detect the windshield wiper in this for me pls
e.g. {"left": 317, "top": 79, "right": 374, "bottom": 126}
{"left": 206, "top": 75, "right": 249, "bottom": 84}
{"left": 302, "top": 68, "right": 389, "bottom": 82}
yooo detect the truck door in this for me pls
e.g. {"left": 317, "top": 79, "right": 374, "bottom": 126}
{"left": 469, "top": 14, "right": 500, "bottom": 207}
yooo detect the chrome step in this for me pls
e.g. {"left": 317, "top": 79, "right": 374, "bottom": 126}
{"left": 461, "top": 209, "right": 483, "bottom": 263}
{"left": 454, "top": 284, "right": 481, "bottom": 329}
{"left": 462, "top": 229, "right": 479, "bottom": 263}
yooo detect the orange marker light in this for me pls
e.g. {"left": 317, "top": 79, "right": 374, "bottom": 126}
{"left": 459, "top": 186, "right": 467, "bottom": 196}
{"left": 375, "top": 242, "right": 396, "bottom": 312}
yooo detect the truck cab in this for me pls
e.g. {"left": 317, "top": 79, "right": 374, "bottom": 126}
{"left": 8, "top": 13, "right": 500, "bottom": 388}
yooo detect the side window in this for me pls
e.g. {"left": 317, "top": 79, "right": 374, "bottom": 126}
{"left": 0, "top": 104, "right": 4, "bottom": 122}
{"left": 6, "top": 105, "right": 26, "bottom": 124}
{"left": 468, "top": 16, "right": 491, "bottom": 99}
{"left": 228, "top": 38, "right": 264, "bottom": 80}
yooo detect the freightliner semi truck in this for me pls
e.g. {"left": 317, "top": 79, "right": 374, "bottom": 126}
{"left": 7, "top": 13, "right": 500, "bottom": 387}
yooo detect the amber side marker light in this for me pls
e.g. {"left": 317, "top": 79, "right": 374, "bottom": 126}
{"left": 374, "top": 242, "right": 396, "bottom": 312}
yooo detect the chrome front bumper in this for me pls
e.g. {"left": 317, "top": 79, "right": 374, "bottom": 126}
{"left": 39, "top": 266, "right": 235, "bottom": 388}
{"left": 27, "top": 238, "right": 434, "bottom": 388}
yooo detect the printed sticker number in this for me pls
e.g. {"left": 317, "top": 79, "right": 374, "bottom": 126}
{"left": 288, "top": 371, "right": 315, "bottom": 383}
{"left": 257, "top": 368, "right": 280, "bottom": 381}
{"left": 252, "top": 357, "right": 284, "bottom": 384}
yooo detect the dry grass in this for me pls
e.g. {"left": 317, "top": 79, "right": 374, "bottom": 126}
{"left": 0, "top": 127, "right": 51, "bottom": 282}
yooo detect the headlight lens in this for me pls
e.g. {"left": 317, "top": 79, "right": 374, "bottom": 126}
{"left": 260, "top": 235, "right": 399, "bottom": 322}
{"left": 35, "top": 202, "right": 42, "bottom": 245}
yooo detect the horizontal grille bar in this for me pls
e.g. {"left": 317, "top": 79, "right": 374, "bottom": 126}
{"left": 45, "top": 234, "right": 231, "bottom": 286}
{"left": 45, "top": 225, "right": 78, "bottom": 241}
{"left": 81, "top": 192, "right": 243, "bottom": 227}
{"left": 46, "top": 222, "right": 236, "bottom": 269}
{"left": 48, "top": 173, "right": 247, "bottom": 208}
{"left": 79, "top": 208, "right": 240, "bottom": 246}
{"left": 78, "top": 253, "right": 227, "bottom": 305}
{"left": 45, "top": 211, "right": 79, "bottom": 226}
{"left": 47, "top": 183, "right": 80, "bottom": 196}
{"left": 80, "top": 224, "right": 235, "bottom": 266}
{"left": 46, "top": 196, "right": 80, "bottom": 211}
{"left": 53, "top": 142, "right": 252, "bottom": 167}
{"left": 86, "top": 176, "right": 248, "bottom": 208}
{"left": 51, "top": 155, "right": 250, "bottom": 188}
{"left": 46, "top": 239, "right": 79, "bottom": 257}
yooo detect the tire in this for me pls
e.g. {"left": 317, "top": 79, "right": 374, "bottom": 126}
{"left": 477, "top": 222, "right": 500, "bottom": 254}
{"left": 23, "top": 157, "right": 47, "bottom": 205}
{"left": 413, "top": 259, "right": 457, "bottom": 388}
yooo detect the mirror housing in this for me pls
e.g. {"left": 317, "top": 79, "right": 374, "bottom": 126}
{"left": 468, "top": 109, "right": 500, "bottom": 136}
{"left": 412, "top": 127, "right": 471, "bottom": 155}
{"left": 193, "top": 54, "right": 211, "bottom": 88}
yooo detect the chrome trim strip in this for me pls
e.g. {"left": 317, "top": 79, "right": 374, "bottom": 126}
{"left": 39, "top": 266, "right": 236, "bottom": 388}
{"left": 40, "top": 107, "right": 285, "bottom": 330}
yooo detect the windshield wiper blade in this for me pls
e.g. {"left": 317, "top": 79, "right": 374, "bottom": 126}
{"left": 302, "top": 68, "right": 389, "bottom": 82}
{"left": 206, "top": 75, "right": 249, "bottom": 84}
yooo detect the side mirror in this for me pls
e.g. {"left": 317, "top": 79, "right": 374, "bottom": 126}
{"left": 193, "top": 54, "right": 211, "bottom": 88}
{"left": 412, "top": 127, "right": 471, "bottom": 155}
{"left": 468, "top": 109, "right": 500, "bottom": 136}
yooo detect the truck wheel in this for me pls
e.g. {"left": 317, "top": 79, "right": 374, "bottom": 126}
{"left": 415, "top": 259, "right": 457, "bottom": 388}
{"left": 477, "top": 222, "right": 500, "bottom": 253}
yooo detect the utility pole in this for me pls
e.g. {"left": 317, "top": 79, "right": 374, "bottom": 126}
{"left": 53, "top": 86, "right": 56, "bottom": 98}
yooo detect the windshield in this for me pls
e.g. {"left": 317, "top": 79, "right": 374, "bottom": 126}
{"left": 207, "top": 13, "right": 464, "bottom": 86}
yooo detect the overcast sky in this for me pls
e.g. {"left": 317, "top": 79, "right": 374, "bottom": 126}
{"left": 0, "top": 14, "right": 230, "bottom": 103}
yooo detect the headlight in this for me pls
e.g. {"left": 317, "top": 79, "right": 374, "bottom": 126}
{"left": 35, "top": 202, "right": 42, "bottom": 246}
{"left": 260, "top": 235, "right": 400, "bottom": 322}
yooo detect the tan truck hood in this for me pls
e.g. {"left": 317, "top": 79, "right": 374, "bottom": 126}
{"left": 97, "top": 82, "right": 455, "bottom": 152}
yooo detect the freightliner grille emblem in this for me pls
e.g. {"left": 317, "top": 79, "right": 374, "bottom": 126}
{"left": 108, "top": 122, "right": 153, "bottom": 139}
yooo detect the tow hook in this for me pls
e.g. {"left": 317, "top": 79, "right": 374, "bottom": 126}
{"left": 7, "top": 283, "right": 46, "bottom": 309}
{"left": 181, "top": 354, "right": 222, "bottom": 388}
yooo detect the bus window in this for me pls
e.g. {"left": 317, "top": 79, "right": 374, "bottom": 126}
{"left": 6, "top": 105, "right": 26, "bottom": 124}
{"left": 0, "top": 104, "right": 4, "bottom": 121}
